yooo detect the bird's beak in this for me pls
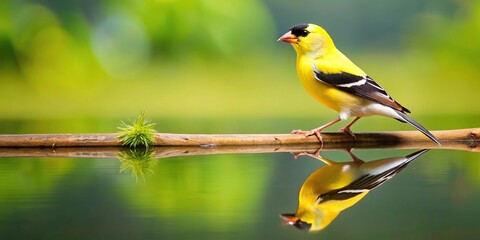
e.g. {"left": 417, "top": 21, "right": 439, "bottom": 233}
{"left": 280, "top": 213, "right": 298, "bottom": 225}
{"left": 277, "top": 31, "right": 298, "bottom": 44}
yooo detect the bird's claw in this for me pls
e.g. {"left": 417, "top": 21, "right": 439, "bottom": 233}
{"left": 291, "top": 129, "right": 323, "bottom": 142}
{"left": 292, "top": 148, "right": 322, "bottom": 160}
{"left": 339, "top": 127, "right": 356, "bottom": 140}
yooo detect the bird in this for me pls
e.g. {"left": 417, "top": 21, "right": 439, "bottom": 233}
{"left": 280, "top": 149, "right": 429, "bottom": 231}
{"left": 278, "top": 23, "right": 440, "bottom": 145}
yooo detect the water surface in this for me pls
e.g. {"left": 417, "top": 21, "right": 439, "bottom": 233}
{"left": 0, "top": 147, "right": 479, "bottom": 239}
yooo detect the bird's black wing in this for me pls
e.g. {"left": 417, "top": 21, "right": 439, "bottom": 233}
{"left": 313, "top": 65, "right": 410, "bottom": 113}
{"left": 315, "top": 174, "right": 383, "bottom": 204}
{"left": 315, "top": 149, "right": 428, "bottom": 204}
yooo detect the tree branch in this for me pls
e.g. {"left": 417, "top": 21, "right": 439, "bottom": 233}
{"left": 0, "top": 128, "right": 477, "bottom": 158}
{"left": 0, "top": 128, "right": 477, "bottom": 149}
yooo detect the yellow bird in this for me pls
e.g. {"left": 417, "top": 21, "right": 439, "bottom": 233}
{"left": 278, "top": 23, "right": 440, "bottom": 145}
{"left": 281, "top": 149, "right": 429, "bottom": 231}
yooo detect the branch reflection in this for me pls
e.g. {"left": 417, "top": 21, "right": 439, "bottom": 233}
{"left": 0, "top": 138, "right": 476, "bottom": 159}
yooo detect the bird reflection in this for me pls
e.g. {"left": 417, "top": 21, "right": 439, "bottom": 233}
{"left": 281, "top": 149, "right": 429, "bottom": 232}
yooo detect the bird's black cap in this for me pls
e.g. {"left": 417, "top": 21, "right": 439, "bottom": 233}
{"left": 290, "top": 23, "right": 309, "bottom": 37}
{"left": 280, "top": 213, "right": 312, "bottom": 231}
{"left": 293, "top": 220, "right": 312, "bottom": 230}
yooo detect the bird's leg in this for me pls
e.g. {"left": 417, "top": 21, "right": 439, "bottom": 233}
{"left": 292, "top": 147, "right": 322, "bottom": 160}
{"left": 292, "top": 149, "right": 337, "bottom": 166}
{"left": 291, "top": 117, "right": 341, "bottom": 141}
{"left": 339, "top": 117, "right": 361, "bottom": 139}
{"left": 345, "top": 148, "right": 364, "bottom": 163}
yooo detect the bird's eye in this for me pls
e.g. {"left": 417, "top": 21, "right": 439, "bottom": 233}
{"left": 299, "top": 30, "right": 309, "bottom": 37}
{"left": 291, "top": 28, "right": 310, "bottom": 38}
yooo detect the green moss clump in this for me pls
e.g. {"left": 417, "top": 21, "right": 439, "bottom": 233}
{"left": 117, "top": 112, "right": 156, "bottom": 148}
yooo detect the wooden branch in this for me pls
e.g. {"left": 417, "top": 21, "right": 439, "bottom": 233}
{"left": 0, "top": 137, "right": 478, "bottom": 159}
{"left": 0, "top": 128, "right": 477, "bottom": 159}
{"left": 0, "top": 128, "right": 478, "bottom": 147}
{"left": 152, "top": 128, "right": 479, "bottom": 147}
{"left": 0, "top": 129, "right": 478, "bottom": 159}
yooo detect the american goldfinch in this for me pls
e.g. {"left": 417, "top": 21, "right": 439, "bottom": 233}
{"left": 278, "top": 23, "right": 440, "bottom": 145}
{"left": 281, "top": 149, "right": 429, "bottom": 231}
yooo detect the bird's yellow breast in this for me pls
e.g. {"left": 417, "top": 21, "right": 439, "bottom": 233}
{"left": 296, "top": 55, "right": 367, "bottom": 113}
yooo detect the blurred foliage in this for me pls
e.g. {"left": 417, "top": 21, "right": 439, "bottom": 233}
{"left": 405, "top": 0, "right": 480, "bottom": 69}
{"left": 265, "top": 0, "right": 458, "bottom": 50}
{"left": 0, "top": 0, "right": 478, "bottom": 124}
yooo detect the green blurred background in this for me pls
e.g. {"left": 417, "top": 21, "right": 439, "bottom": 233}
{"left": 0, "top": 0, "right": 479, "bottom": 132}
{"left": 0, "top": 1, "right": 480, "bottom": 239}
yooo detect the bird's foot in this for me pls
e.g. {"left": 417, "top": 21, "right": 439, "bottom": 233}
{"left": 339, "top": 127, "right": 356, "bottom": 140}
{"left": 292, "top": 148, "right": 322, "bottom": 160}
{"left": 291, "top": 129, "right": 323, "bottom": 142}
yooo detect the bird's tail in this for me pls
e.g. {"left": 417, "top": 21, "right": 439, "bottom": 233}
{"left": 394, "top": 110, "right": 441, "bottom": 145}
{"left": 405, "top": 149, "right": 430, "bottom": 163}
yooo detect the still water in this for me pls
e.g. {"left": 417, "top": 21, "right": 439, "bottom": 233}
{"left": 1, "top": 146, "right": 479, "bottom": 239}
